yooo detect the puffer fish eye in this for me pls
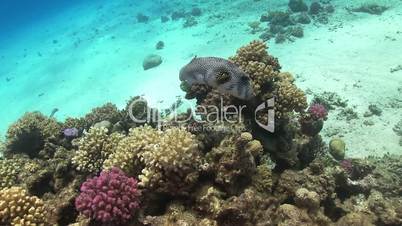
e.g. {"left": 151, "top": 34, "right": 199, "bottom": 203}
{"left": 216, "top": 70, "right": 231, "bottom": 85}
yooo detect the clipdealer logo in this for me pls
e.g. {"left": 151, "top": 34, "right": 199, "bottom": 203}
{"left": 128, "top": 97, "right": 275, "bottom": 132}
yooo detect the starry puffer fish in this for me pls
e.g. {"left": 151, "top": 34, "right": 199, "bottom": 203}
{"left": 179, "top": 57, "right": 255, "bottom": 100}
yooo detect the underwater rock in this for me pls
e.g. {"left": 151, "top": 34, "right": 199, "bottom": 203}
{"left": 93, "top": 120, "right": 112, "bottom": 130}
{"left": 394, "top": 120, "right": 402, "bottom": 136}
{"left": 288, "top": 0, "right": 308, "bottom": 13}
{"left": 155, "top": 40, "right": 164, "bottom": 50}
{"left": 143, "top": 54, "right": 162, "bottom": 70}
{"left": 267, "top": 11, "right": 294, "bottom": 26}
{"left": 248, "top": 21, "right": 262, "bottom": 34}
{"left": 309, "top": 2, "right": 323, "bottom": 15}
{"left": 368, "top": 104, "right": 382, "bottom": 116}
{"left": 337, "top": 108, "right": 359, "bottom": 121}
{"left": 329, "top": 138, "right": 346, "bottom": 160}
{"left": 191, "top": 7, "right": 202, "bottom": 17}
{"left": 270, "top": 24, "right": 285, "bottom": 34}
{"left": 351, "top": 4, "right": 389, "bottom": 15}
{"left": 84, "top": 103, "right": 121, "bottom": 128}
{"left": 289, "top": 26, "right": 304, "bottom": 38}
{"left": 137, "top": 13, "right": 149, "bottom": 23}
{"left": 296, "top": 12, "right": 311, "bottom": 24}
{"left": 183, "top": 16, "right": 198, "bottom": 28}
{"left": 171, "top": 10, "right": 186, "bottom": 20}
{"left": 275, "top": 33, "right": 287, "bottom": 43}
{"left": 160, "top": 15, "right": 169, "bottom": 23}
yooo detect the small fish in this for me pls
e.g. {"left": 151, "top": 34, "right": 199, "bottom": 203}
{"left": 179, "top": 57, "right": 254, "bottom": 100}
{"left": 50, "top": 108, "right": 59, "bottom": 117}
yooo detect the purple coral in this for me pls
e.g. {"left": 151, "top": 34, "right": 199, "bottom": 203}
{"left": 75, "top": 167, "right": 140, "bottom": 225}
{"left": 308, "top": 103, "right": 328, "bottom": 120}
{"left": 63, "top": 128, "right": 79, "bottom": 138}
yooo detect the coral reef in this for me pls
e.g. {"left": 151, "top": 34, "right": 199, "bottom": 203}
{"left": 0, "top": 40, "right": 401, "bottom": 226}
{"left": 0, "top": 186, "right": 47, "bottom": 225}
{"left": 204, "top": 132, "right": 263, "bottom": 194}
{"left": 0, "top": 158, "right": 23, "bottom": 189}
{"left": 5, "top": 112, "right": 61, "bottom": 158}
{"left": 258, "top": 1, "right": 335, "bottom": 43}
{"left": 75, "top": 167, "right": 140, "bottom": 225}
{"left": 83, "top": 103, "right": 122, "bottom": 129}
{"left": 350, "top": 3, "right": 389, "bottom": 15}
{"left": 138, "top": 127, "right": 201, "bottom": 195}
{"left": 72, "top": 127, "right": 124, "bottom": 173}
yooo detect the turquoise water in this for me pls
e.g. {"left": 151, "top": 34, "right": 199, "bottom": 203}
{"left": 1, "top": 0, "right": 400, "bottom": 156}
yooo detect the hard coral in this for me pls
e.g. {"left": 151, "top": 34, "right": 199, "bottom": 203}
{"left": 308, "top": 103, "right": 328, "bottom": 120}
{"left": 84, "top": 103, "right": 121, "bottom": 128}
{"left": 0, "top": 158, "right": 23, "bottom": 189}
{"left": 0, "top": 186, "right": 47, "bottom": 226}
{"left": 139, "top": 127, "right": 201, "bottom": 195}
{"left": 5, "top": 112, "right": 61, "bottom": 158}
{"left": 75, "top": 167, "right": 140, "bottom": 225}
{"left": 205, "top": 132, "right": 263, "bottom": 195}
{"left": 103, "top": 125, "right": 160, "bottom": 174}
{"left": 72, "top": 127, "right": 124, "bottom": 173}
{"left": 273, "top": 74, "right": 308, "bottom": 118}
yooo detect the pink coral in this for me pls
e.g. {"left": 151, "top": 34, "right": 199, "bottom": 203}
{"left": 75, "top": 167, "right": 140, "bottom": 225}
{"left": 308, "top": 103, "right": 328, "bottom": 120}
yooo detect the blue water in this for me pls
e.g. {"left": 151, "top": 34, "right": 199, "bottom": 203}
{"left": 0, "top": 0, "right": 85, "bottom": 35}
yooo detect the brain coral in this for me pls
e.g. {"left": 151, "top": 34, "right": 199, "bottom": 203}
{"left": 75, "top": 167, "right": 140, "bottom": 225}
{"left": 5, "top": 112, "right": 61, "bottom": 157}
{"left": 0, "top": 186, "right": 47, "bottom": 226}
{"left": 72, "top": 127, "right": 124, "bottom": 173}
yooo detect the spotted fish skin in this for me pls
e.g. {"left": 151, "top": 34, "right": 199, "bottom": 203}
{"left": 179, "top": 57, "right": 254, "bottom": 100}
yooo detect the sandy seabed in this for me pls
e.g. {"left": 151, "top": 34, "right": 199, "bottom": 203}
{"left": 0, "top": 0, "right": 401, "bottom": 157}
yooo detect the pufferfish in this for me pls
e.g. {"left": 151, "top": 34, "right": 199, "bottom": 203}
{"left": 179, "top": 56, "right": 255, "bottom": 100}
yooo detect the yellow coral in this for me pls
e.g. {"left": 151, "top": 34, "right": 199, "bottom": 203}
{"left": 272, "top": 77, "right": 308, "bottom": 118}
{"left": 0, "top": 159, "right": 22, "bottom": 189}
{"left": 103, "top": 125, "right": 160, "bottom": 173}
{"left": 72, "top": 127, "right": 124, "bottom": 173}
{"left": 138, "top": 127, "right": 201, "bottom": 194}
{"left": 0, "top": 186, "right": 47, "bottom": 226}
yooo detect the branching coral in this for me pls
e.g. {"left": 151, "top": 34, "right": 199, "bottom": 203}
{"left": 103, "top": 125, "right": 160, "bottom": 174}
{"left": 0, "top": 158, "right": 23, "bottom": 189}
{"left": 230, "top": 40, "right": 307, "bottom": 118}
{"left": 139, "top": 127, "right": 201, "bottom": 195}
{"left": 0, "top": 186, "right": 47, "bottom": 225}
{"left": 271, "top": 73, "right": 308, "bottom": 119}
{"left": 75, "top": 167, "right": 140, "bottom": 225}
{"left": 72, "top": 127, "right": 124, "bottom": 173}
{"left": 5, "top": 112, "right": 61, "bottom": 158}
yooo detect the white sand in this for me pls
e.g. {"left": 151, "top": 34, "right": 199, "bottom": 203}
{"left": 0, "top": 0, "right": 400, "bottom": 156}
